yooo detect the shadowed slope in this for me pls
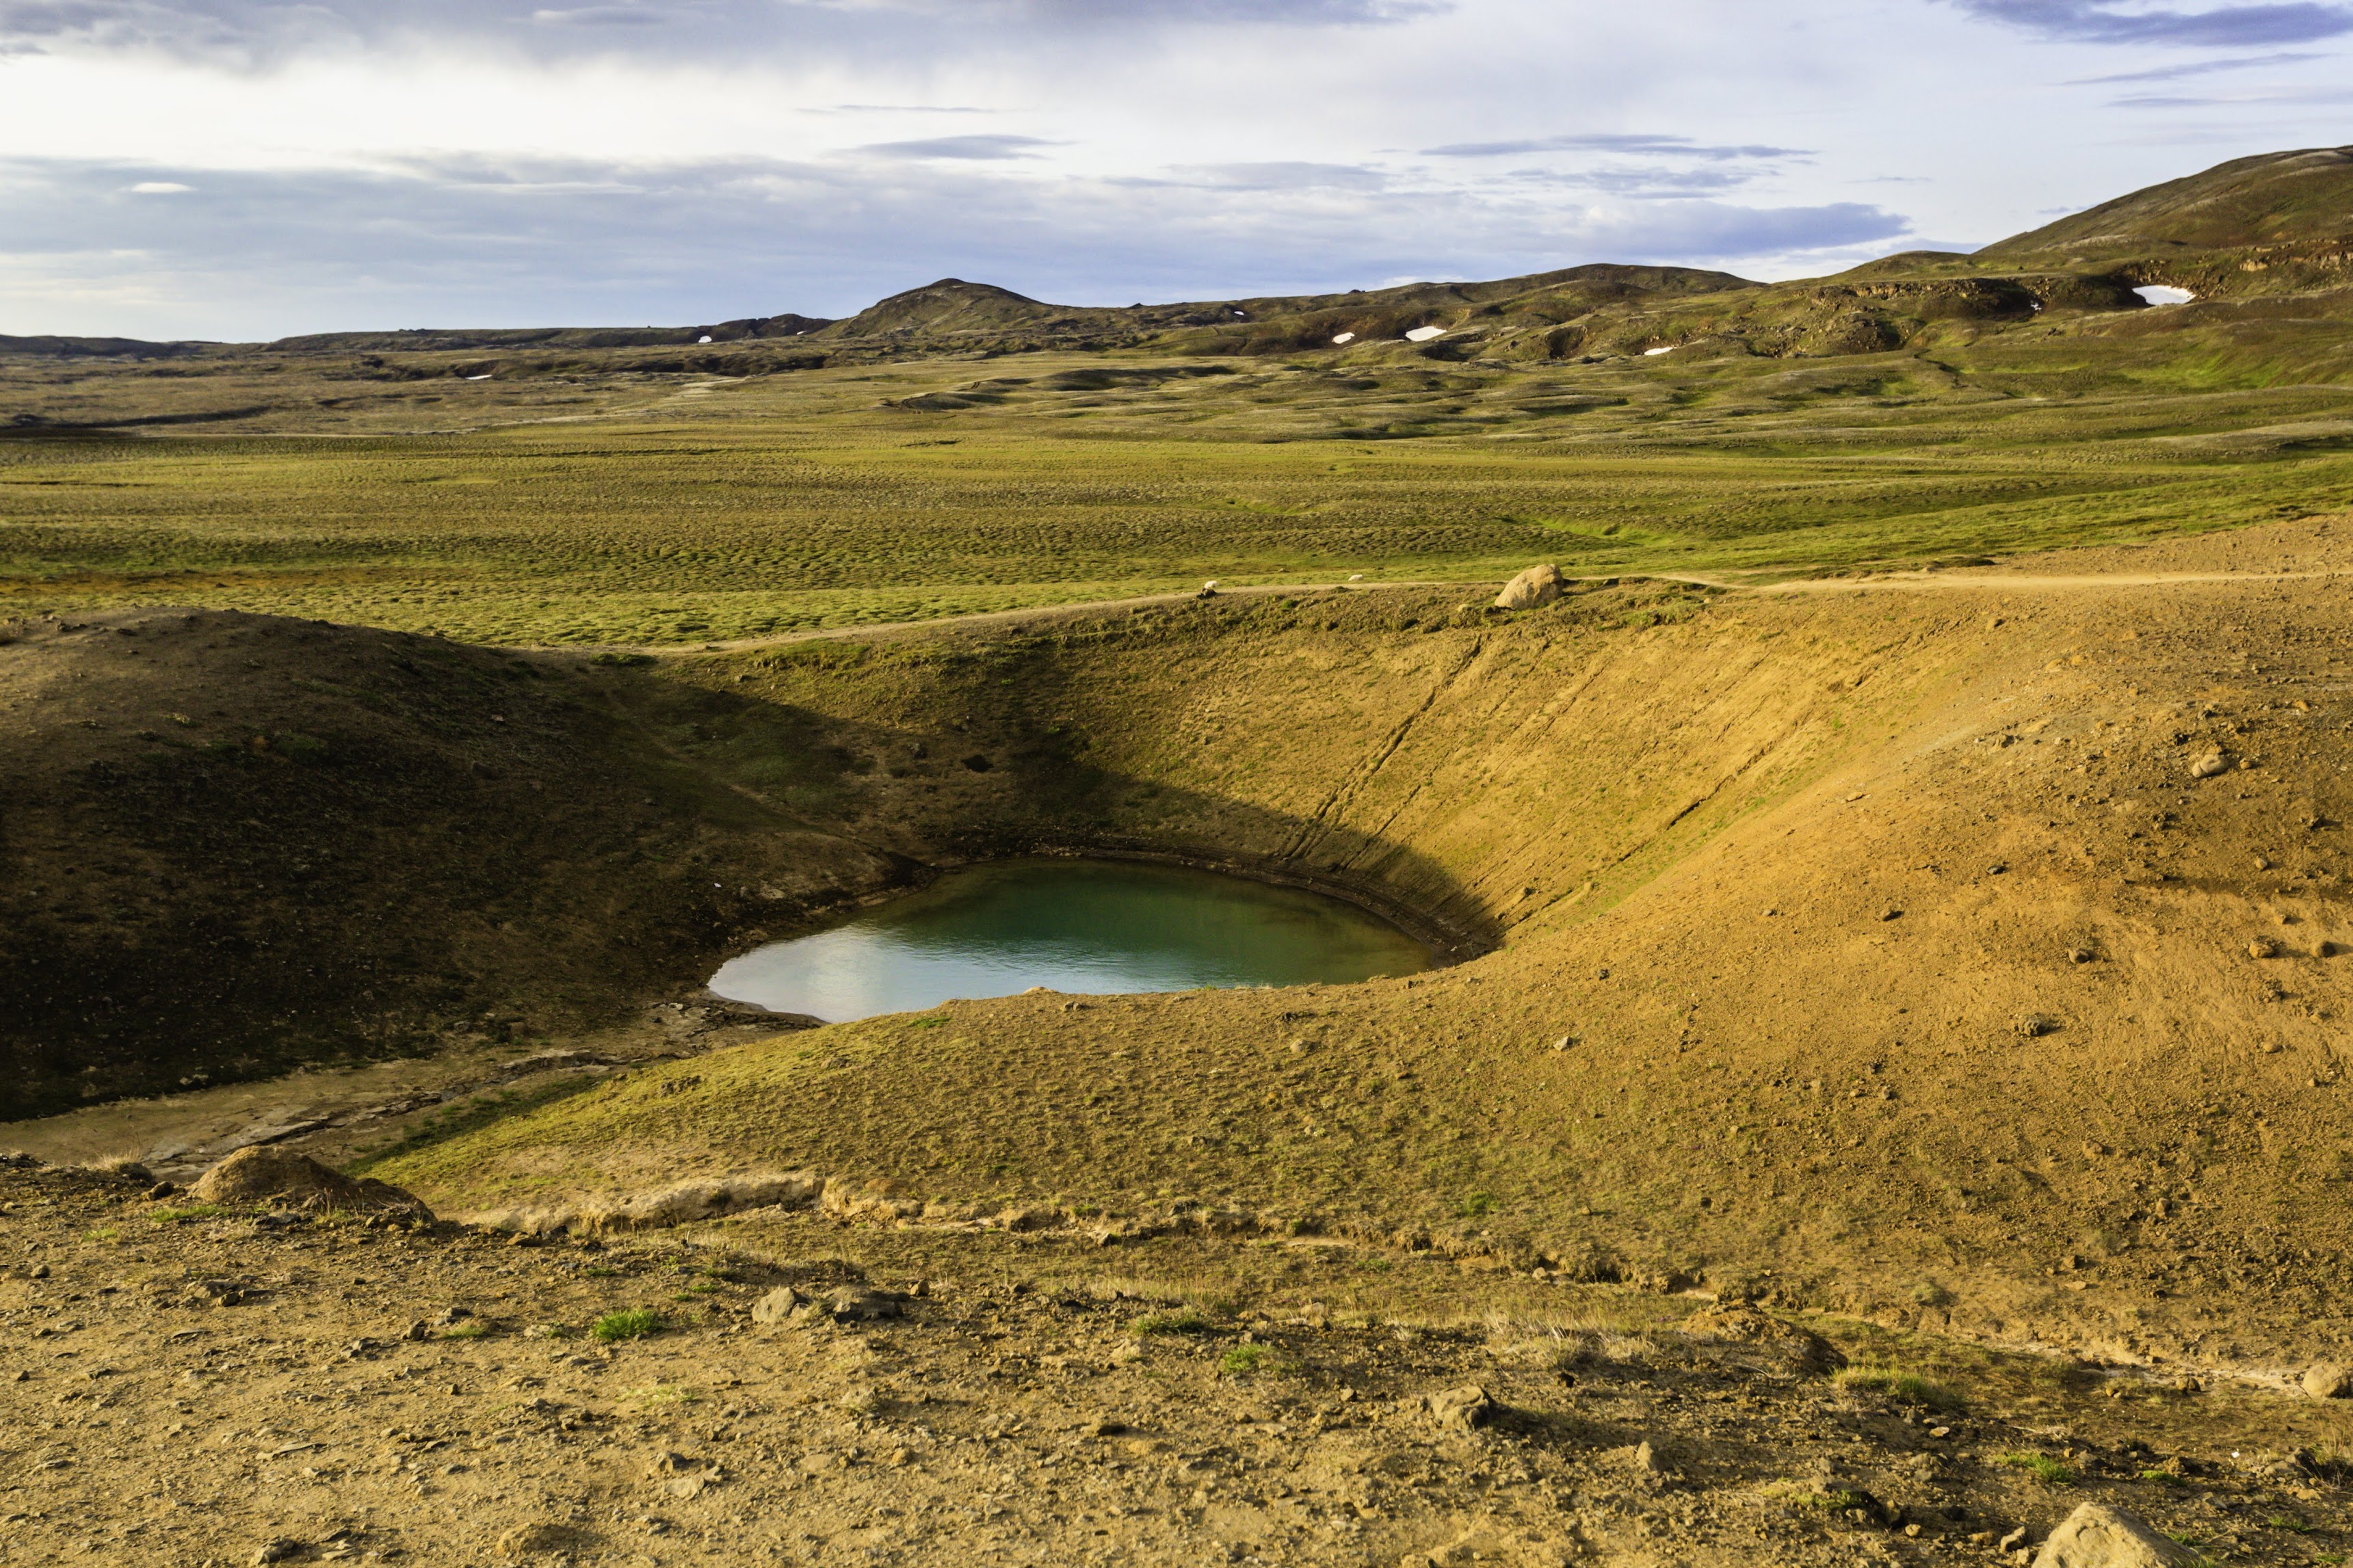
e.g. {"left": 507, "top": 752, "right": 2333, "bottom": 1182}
{"left": 0, "top": 609, "right": 904, "bottom": 1117}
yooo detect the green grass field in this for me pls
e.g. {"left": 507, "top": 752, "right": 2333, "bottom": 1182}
{"left": 7, "top": 323, "right": 2353, "bottom": 646}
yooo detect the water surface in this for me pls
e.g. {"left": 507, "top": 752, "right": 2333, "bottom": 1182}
{"left": 710, "top": 858, "right": 1434, "bottom": 1021}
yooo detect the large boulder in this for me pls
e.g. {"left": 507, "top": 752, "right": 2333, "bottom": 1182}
{"left": 189, "top": 1146, "right": 432, "bottom": 1218}
{"left": 2305, "top": 1361, "right": 2352, "bottom": 1399}
{"left": 2031, "top": 1504, "right": 2198, "bottom": 1568}
{"left": 1493, "top": 563, "right": 1564, "bottom": 611}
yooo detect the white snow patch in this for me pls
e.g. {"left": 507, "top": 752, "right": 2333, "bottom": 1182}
{"left": 129, "top": 181, "right": 192, "bottom": 194}
{"left": 2134, "top": 284, "right": 2195, "bottom": 307}
{"left": 698, "top": 334, "right": 713, "bottom": 344}
{"left": 1404, "top": 325, "right": 1445, "bottom": 343}
{"left": 1331, "top": 332, "right": 1355, "bottom": 345}
{"left": 1643, "top": 345, "right": 1676, "bottom": 356}
{"left": 464, "top": 373, "right": 495, "bottom": 382}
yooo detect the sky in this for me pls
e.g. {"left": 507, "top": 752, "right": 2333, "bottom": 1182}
{"left": 0, "top": 0, "right": 2348, "bottom": 339}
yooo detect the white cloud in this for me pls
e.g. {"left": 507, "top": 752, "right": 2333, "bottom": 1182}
{"left": 0, "top": 0, "right": 2346, "bottom": 336}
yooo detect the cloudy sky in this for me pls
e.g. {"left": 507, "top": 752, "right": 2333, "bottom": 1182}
{"left": 1, "top": 0, "right": 2347, "bottom": 338}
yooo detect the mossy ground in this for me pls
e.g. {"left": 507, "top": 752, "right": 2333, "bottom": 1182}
{"left": 7, "top": 316, "right": 2353, "bottom": 648}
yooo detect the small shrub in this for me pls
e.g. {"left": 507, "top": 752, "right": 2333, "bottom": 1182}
{"left": 2266, "top": 1517, "right": 2315, "bottom": 1535}
{"left": 1999, "top": 1451, "right": 2076, "bottom": 1487}
{"left": 591, "top": 652, "right": 657, "bottom": 667}
{"left": 622, "top": 1383, "right": 696, "bottom": 1405}
{"left": 1219, "top": 1344, "right": 1267, "bottom": 1375}
{"left": 1459, "top": 1191, "right": 1497, "bottom": 1218}
{"left": 437, "top": 1323, "right": 486, "bottom": 1340}
{"left": 592, "top": 1308, "right": 663, "bottom": 1343}
{"left": 583, "top": 1265, "right": 621, "bottom": 1279}
{"left": 1833, "top": 1366, "right": 1966, "bottom": 1411}
{"left": 82, "top": 1226, "right": 121, "bottom": 1243}
{"left": 150, "top": 1204, "right": 225, "bottom": 1225}
{"left": 1131, "top": 1308, "right": 1213, "bottom": 1337}
{"left": 2139, "top": 1468, "right": 2183, "bottom": 1486}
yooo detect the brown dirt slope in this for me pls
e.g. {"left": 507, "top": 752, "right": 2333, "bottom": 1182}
{"left": 384, "top": 520, "right": 2353, "bottom": 1368}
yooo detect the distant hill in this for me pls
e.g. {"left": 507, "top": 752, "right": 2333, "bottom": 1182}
{"left": 8, "top": 148, "right": 2352, "bottom": 375}
{"left": 0, "top": 334, "right": 209, "bottom": 360}
{"left": 817, "top": 279, "right": 1075, "bottom": 338}
{"left": 1981, "top": 146, "right": 2353, "bottom": 259}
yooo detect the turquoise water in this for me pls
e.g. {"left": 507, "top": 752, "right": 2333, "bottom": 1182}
{"left": 709, "top": 858, "right": 1434, "bottom": 1021}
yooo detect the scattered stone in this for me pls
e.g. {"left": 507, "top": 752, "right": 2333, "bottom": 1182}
{"left": 2188, "top": 750, "right": 2228, "bottom": 780}
{"left": 1681, "top": 1305, "right": 1847, "bottom": 1375}
{"left": 1879, "top": 907, "right": 1904, "bottom": 922}
{"left": 2068, "top": 948, "right": 2095, "bottom": 964}
{"left": 2030, "top": 1502, "right": 2197, "bottom": 1567}
{"left": 1421, "top": 1384, "right": 1498, "bottom": 1433}
{"left": 2249, "top": 937, "right": 2279, "bottom": 959}
{"left": 189, "top": 1147, "right": 432, "bottom": 1218}
{"left": 2014, "top": 1013, "right": 2058, "bottom": 1038}
{"left": 28, "top": 1262, "right": 49, "bottom": 1279}
{"left": 2303, "top": 1362, "right": 2352, "bottom": 1400}
{"left": 823, "top": 1288, "right": 902, "bottom": 1323}
{"left": 493, "top": 1522, "right": 583, "bottom": 1559}
{"left": 750, "top": 1287, "right": 803, "bottom": 1325}
{"left": 1493, "top": 563, "right": 1563, "bottom": 611}
{"left": 250, "top": 1541, "right": 305, "bottom": 1565}
{"left": 147, "top": 1181, "right": 176, "bottom": 1199}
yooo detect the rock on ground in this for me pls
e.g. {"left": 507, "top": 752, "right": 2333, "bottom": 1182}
{"left": 189, "top": 1145, "right": 432, "bottom": 1217}
{"left": 2030, "top": 1503, "right": 2199, "bottom": 1568}
{"left": 1421, "top": 1383, "right": 1499, "bottom": 1433}
{"left": 1681, "top": 1305, "right": 1847, "bottom": 1375}
{"left": 1493, "top": 564, "right": 1564, "bottom": 611}
{"left": 2304, "top": 1361, "right": 2352, "bottom": 1399}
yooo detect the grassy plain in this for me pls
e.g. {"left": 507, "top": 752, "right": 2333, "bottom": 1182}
{"left": 8, "top": 330, "right": 2353, "bottom": 648}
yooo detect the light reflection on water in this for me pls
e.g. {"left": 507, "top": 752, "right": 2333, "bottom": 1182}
{"left": 709, "top": 859, "right": 1436, "bottom": 1021}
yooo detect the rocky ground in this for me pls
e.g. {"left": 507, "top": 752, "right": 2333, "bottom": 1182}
{"left": 3, "top": 1160, "right": 2345, "bottom": 1567}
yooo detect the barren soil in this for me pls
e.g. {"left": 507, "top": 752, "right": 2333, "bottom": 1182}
{"left": 4, "top": 1162, "right": 2346, "bottom": 1568}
